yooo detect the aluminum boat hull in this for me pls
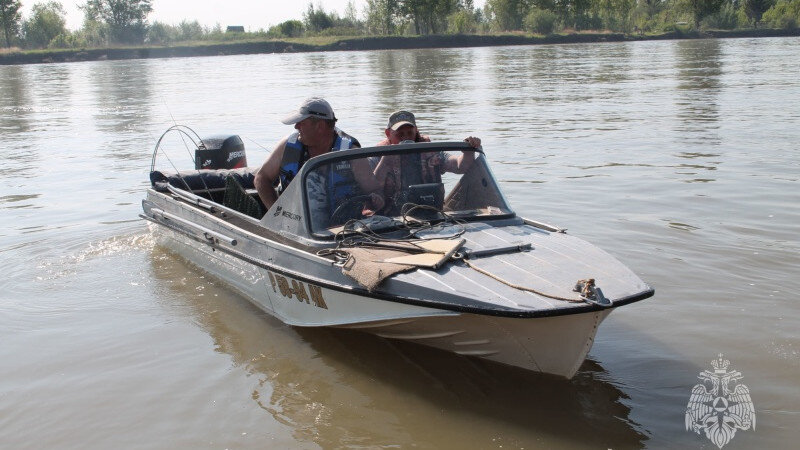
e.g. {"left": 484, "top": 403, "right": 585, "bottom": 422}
{"left": 144, "top": 187, "right": 647, "bottom": 378}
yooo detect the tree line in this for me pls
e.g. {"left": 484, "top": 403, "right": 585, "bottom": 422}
{"left": 2, "top": 0, "right": 799, "bottom": 50}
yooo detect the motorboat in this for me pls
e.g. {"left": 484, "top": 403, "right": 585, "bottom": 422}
{"left": 141, "top": 127, "right": 654, "bottom": 379}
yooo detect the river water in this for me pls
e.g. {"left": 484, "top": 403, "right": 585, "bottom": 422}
{"left": 1, "top": 37, "right": 798, "bottom": 449}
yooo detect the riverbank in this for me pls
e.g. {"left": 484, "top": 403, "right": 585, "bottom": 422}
{"left": 2, "top": 27, "right": 798, "bottom": 65}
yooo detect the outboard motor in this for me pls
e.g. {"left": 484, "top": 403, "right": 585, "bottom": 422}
{"left": 195, "top": 134, "right": 247, "bottom": 170}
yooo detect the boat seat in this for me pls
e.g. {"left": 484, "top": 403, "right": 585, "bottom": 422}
{"left": 223, "top": 175, "right": 264, "bottom": 219}
{"left": 150, "top": 167, "right": 257, "bottom": 195}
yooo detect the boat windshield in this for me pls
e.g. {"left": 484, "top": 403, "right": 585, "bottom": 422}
{"left": 303, "top": 145, "right": 513, "bottom": 234}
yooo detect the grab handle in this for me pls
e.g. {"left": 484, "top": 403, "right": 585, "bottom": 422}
{"left": 150, "top": 208, "right": 238, "bottom": 246}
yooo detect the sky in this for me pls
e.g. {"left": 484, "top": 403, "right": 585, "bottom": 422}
{"left": 21, "top": 1, "right": 367, "bottom": 31}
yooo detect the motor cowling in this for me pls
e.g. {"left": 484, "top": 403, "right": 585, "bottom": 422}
{"left": 195, "top": 134, "right": 247, "bottom": 170}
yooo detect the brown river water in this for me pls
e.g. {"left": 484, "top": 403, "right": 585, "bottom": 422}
{"left": 1, "top": 37, "right": 798, "bottom": 449}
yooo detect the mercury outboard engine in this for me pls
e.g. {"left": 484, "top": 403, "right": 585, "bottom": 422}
{"left": 195, "top": 134, "right": 247, "bottom": 170}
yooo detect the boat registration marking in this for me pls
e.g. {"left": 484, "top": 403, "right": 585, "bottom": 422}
{"left": 267, "top": 271, "right": 328, "bottom": 309}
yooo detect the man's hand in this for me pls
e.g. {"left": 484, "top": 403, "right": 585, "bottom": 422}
{"left": 464, "top": 136, "right": 481, "bottom": 148}
{"left": 362, "top": 192, "right": 385, "bottom": 217}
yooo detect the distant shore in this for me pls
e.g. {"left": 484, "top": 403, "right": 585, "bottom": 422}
{"left": 2, "top": 28, "right": 799, "bottom": 65}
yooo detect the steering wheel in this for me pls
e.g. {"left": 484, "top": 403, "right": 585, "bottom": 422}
{"left": 330, "top": 194, "right": 372, "bottom": 225}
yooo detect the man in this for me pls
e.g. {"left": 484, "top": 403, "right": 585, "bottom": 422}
{"left": 254, "top": 98, "right": 383, "bottom": 216}
{"left": 372, "top": 110, "right": 482, "bottom": 215}
{"left": 375, "top": 110, "right": 481, "bottom": 174}
{"left": 376, "top": 110, "right": 432, "bottom": 146}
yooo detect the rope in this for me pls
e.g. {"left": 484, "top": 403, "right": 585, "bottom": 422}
{"left": 462, "top": 259, "right": 588, "bottom": 303}
{"left": 316, "top": 204, "right": 600, "bottom": 306}
{"left": 317, "top": 203, "right": 467, "bottom": 259}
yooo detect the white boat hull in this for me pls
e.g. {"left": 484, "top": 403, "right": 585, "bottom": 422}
{"left": 154, "top": 223, "right": 610, "bottom": 378}
{"left": 339, "top": 310, "right": 611, "bottom": 378}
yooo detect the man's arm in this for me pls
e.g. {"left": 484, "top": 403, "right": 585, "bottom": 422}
{"left": 254, "top": 136, "right": 288, "bottom": 211}
{"left": 351, "top": 158, "right": 385, "bottom": 211}
{"left": 373, "top": 154, "right": 398, "bottom": 185}
{"left": 443, "top": 136, "right": 481, "bottom": 174}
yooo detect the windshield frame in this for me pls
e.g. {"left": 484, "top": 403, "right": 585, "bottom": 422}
{"left": 297, "top": 141, "right": 516, "bottom": 239}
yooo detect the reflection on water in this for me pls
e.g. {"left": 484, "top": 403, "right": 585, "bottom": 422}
{"left": 0, "top": 193, "right": 41, "bottom": 210}
{"left": 370, "top": 49, "right": 474, "bottom": 138}
{"left": 0, "top": 66, "right": 39, "bottom": 179}
{"left": 591, "top": 43, "right": 633, "bottom": 86}
{"left": 150, "top": 248, "right": 646, "bottom": 448}
{"left": 0, "top": 66, "right": 32, "bottom": 133}
{"left": 674, "top": 40, "right": 722, "bottom": 142}
{"left": 91, "top": 60, "right": 154, "bottom": 165}
{"left": 373, "top": 49, "right": 467, "bottom": 103}
{"left": 672, "top": 40, "right": 724, "bottom": 183}
{"left": 29, "top": 64, "right": 74, "bottom": 133}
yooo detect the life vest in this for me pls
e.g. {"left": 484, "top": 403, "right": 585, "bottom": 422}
{"left": 276, "top": 130, "right": 358, "bottom": 217}
{"left": 326, "top": 159, "right": 358, "bottom": 216}
{"left": 276, "top": 129, "right": 354, "bottom": 194}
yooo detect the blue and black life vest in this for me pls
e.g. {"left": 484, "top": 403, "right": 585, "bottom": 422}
{"left": 276, "top": 129, "right": 360, "bottom": 215}
{"left": 276, "top": 130, "right": 357, "bottom": 193}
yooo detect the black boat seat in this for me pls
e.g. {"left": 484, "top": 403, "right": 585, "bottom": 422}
{"left": 150, "top": 167, "right": 257, "bottom": 194}
{"left": 150, "top": 167, "right": 264, "bottom": 217}
{"left": 223, "top": 175, "right": 264, "bottom": 219}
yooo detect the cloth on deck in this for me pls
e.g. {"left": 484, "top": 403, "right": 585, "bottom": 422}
{"left": 339, "top": 239, "right": 464, "bottom": 292}
{"left": 341, "top": 247, "right": 419, "bottom": 292}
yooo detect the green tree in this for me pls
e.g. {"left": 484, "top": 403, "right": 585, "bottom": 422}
{"left": 343, "top": 0, "right": 359, "bottom": 26}
{"left": 448, "top": 9, "right": 478, "bottom": 33}
{"left": 365, "top": 0, "right": 398, "bottom": 34}
{"left": 681, "top": 0, "right": 725, "bottom": 27}
{"left": 303, "top": 2, "right": 334, "bottom": 32}
{"left": 146, "top": 20, "right": 176, "bottom": 44}
{"left": 177, "top": 19, "right": 204, "bottom": 40}
{"left": 82, "top": 0, "right": 152, "bottom": 44}
{"left": 47, "top": 31, "right": 78, "bottom": 48}
{"left": 281, "top": 19, "right": 306, "bottom": 37}
{"left": 0, "top": 0, "right": 22, "bottom": 47}
{"left": 486, "top": 0, "right": 531, "bottom": 31}
{"left": 631, "top": 0, "right": 665, "bottom": 32}
{"left": 552, "top": 0, "right": 593, "bottom": 29}
{"left": 22, "top": 1, "right": 67, "bottom": 48}
{"left": 592, "top": 0, "right": 635, "bottom": 31}
{"left": 524, "top": 7, "right": 559, "bottom": 33}
{"left": 701, "top": 0, "right": 740, "bottom": 28}
{"left": 448, "top": 1, "right": 481, "bottom": 34}
{"left": 761, "top": 0, "right": 800, "bottom": 28}
{"left": 397, "top": 0, "right": 459, "bottom": 34}
{"left": 267, "top": 19, "right": 304, "bottom": 38}
{"left": 743, "top": 0, "right": 775, "bottom": 25}
{"left": 77, "top": 11, "right": 109, "bottom": 47}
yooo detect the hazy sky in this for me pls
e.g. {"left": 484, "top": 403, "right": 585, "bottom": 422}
{"left": 21, "top": 1, "right": 367, "bottom": 31}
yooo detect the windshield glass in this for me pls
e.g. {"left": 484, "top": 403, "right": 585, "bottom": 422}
{"left": 304, "top": 146, "right": 513, "bottom": 234}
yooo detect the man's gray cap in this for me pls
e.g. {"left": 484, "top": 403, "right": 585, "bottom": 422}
{"left": 387, "top": 110, "right": 417, "bottom": 130}
{"left": 282, "top": 98, "right": 337, "bottom": 124}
